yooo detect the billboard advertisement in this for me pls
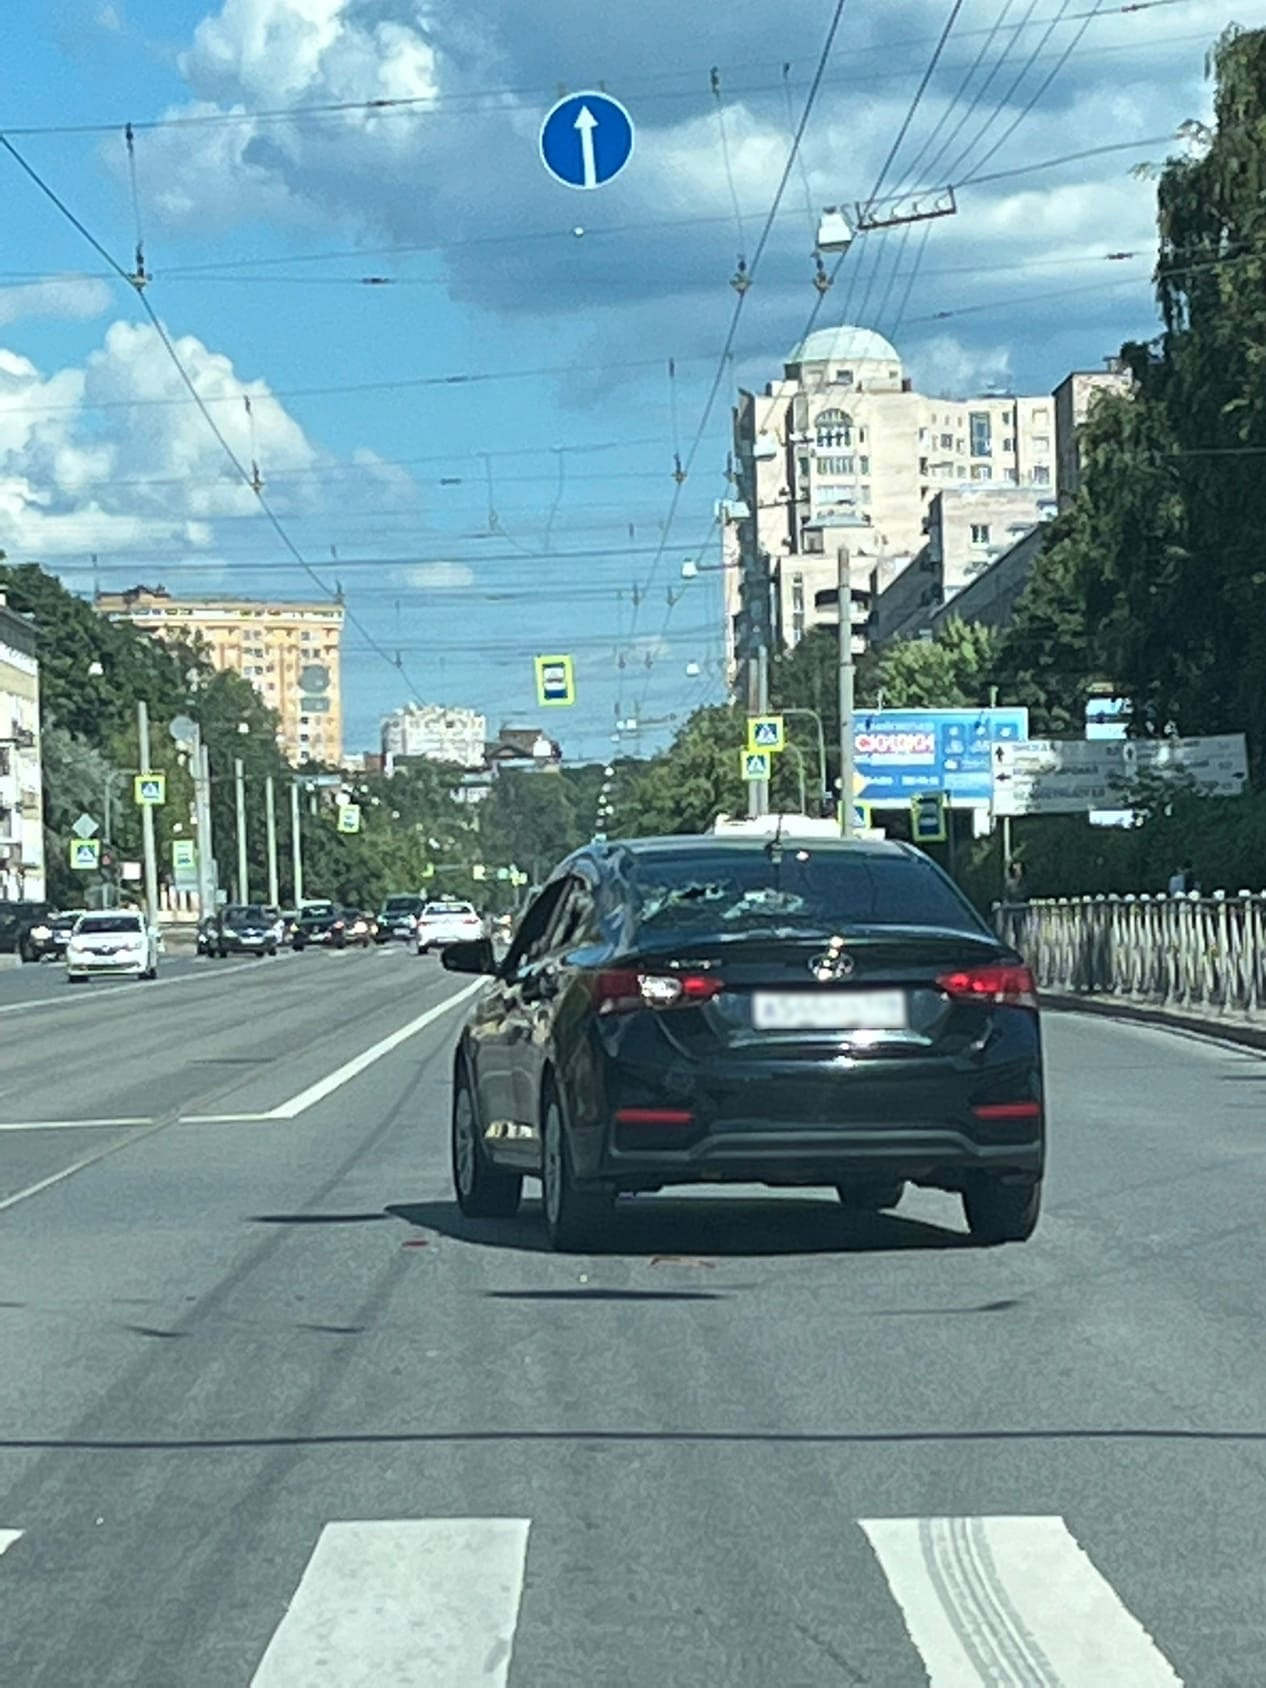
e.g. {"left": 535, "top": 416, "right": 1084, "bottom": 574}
{"left": 853, "top": 708, "right": 1029, "bottom": 808}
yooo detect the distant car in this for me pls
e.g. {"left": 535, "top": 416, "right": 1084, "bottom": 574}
{"left": 416, "top": 900, "right": 484, "bottom": 955}
{"left": 292, "top": 901, "right": 347, "bottom": 950}
{"left": 344, "top": 910, "right": 377, "bottom": 948}
{"left": 20, "top": 908, "right": 86, "bottom": 963}
{"left": 442, "top": 834, "right": 1045, "bottom": 1250}
{"left": 376, "top": 894, "right": 424, "bottom": 943}
{"left": 213, "top": 904, "right": 279, "bottom": 958}
{"left": 66, "top": 910, "right": 159, "bottom": 983}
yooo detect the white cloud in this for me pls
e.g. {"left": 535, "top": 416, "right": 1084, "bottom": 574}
{"left": 400, "top": 561, "right": 475, "bottom": 589}
{"left": 905, "top": 334, "right": 1014, "bottom": 397}
{"left": 0, "top": 278, "right": 114, "bottom": 328}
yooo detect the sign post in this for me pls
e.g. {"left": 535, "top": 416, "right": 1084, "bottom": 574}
{"left": 540, "top": 91, "right": 635, "bottom": 190}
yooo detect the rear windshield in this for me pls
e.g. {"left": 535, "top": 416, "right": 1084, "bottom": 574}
{"left": 76, "top": 915, "right": 143, "bottom": 934}
{"left": 425, "top": 902, "right": 474, "bottom": 915}
{"left": 224, "top": 906, "right": 268, "bottom": 922}
{"left": 629, "top": 848, "right": 985, "bottom": 941}
{"left": 302, "top": 903, "right": 336, "bottom": 917}
{"left": 383, "top": 897, "right": 422, "bottom": 912}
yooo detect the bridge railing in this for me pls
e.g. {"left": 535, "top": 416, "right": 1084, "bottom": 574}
{"left": 994, "top": 892, "right": 1266, "bottom": 1020}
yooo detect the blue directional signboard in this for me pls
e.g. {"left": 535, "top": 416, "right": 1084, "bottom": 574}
{"left": 853, "top": 708, "right": 1029, "bottom": 809}
{"left": 540, "top": 91, "right": 635, "bottom": 190}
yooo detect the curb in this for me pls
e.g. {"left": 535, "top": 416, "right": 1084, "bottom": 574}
{"left": 1043, "top": 991, "right": 1266, "bottom": 1054}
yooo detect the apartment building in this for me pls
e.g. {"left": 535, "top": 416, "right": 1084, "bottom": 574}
{"left": 0, "top": 595, "right": 44, "bottom": 901}
{"left": 95, "top": 587, "right": 344, "bottom": 765}
{"left": 726, "top": 324, "right": 1057, "bottom": 664}
{"left": 1054, "top": 363, "right": 1132, "bottom": 508}
{"left": 382, "top": 703, "right": 487, "bottom": 770}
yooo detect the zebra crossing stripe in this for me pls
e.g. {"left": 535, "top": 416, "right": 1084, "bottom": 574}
{"left": 860, "top": 1516, "right": 1183, "bottom": 1686}
{"left": 250, "top": 1518, "right": 530, "bottom": 1687}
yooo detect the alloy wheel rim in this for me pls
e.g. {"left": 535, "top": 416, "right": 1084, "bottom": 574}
{"left": 544, "top": 1102, "right": 562, "bottom": 1226}
{"left": 454, "top": 1087, "right": 476, "bottom": 1196}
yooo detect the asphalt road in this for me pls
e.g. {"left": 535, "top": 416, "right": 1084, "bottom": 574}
{"left": 1, "top": 957, "right": 1264, "bottom": 1685}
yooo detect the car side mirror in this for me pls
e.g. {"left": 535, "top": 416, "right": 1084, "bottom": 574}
{"left": 441, "top": 937, "right": 497, "bottom": 977}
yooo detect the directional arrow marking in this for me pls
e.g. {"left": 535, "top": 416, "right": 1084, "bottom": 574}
{"left": 574, "top": 105, "right": 598, "bottom": 188}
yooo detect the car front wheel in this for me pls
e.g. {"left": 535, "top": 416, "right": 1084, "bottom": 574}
{"left": 962, "top": 1176, "right": 1041, "bottom": 1245}
{"left": 541, "top": 1084, "right": 612, "bottom": 1252}
{"left": 452, "top": 1065, "right": 521, "bottom": 1218}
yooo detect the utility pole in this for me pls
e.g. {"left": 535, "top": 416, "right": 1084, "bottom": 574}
{"left": 264, "top": 775, "right": 280, "bottom": 908}
{"left": 289, "top": 780, "right": 304, "bottom": 907}
{"left": 196, "top": 737, "right": 216, "bottom": 914}
{"left": 136, "top": 701, "right": 160, "bottom": 930}
{"left": 735, "top": 459, "right": 772, "bottom": 818}
{"left": 234, "top": 758, "right": 249, "bottom": 904}
{"left": 838, "top": 545, "right": 856, "bottom": 840}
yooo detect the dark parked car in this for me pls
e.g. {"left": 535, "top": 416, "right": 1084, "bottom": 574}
{"left": 19, "top": 907, "right": 86, "bottom": 962}
{"left": 291, "top": 901, "right": 347, "bottom": 950}
{"left": 0, "top": 901, "right": 51, "bottom": 956}
{"left": 443, "top": 834, "right": 1044, "bottom": 1251}
{"left": 212, "top": 904, "right": 281, "bottom": 957}
{"left": 376, "top": 894, "right": 424, "bottom": 943}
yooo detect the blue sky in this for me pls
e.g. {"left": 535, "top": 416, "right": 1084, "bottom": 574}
{"left": 0, "top": 0, "right": 1257, "bottom": 759}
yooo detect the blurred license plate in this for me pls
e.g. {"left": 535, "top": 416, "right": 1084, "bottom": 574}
{"left": 752, "top": 990, "right": 907, "bottom": 1031}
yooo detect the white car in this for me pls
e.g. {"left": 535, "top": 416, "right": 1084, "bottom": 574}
{"left": 66, "top": 910, "right": 159, "bottom": 983}
{"left": 416, "top": 900, "right": 484, "bottom": 955}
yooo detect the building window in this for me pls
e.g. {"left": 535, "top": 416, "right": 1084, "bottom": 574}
{"left": 1032, "top": 464, "right": 1051, "bottom": 484}
{"left": 971, "top": 523, "right": 991, "bottom": 545}
{"left": 1031, "top": 434, "right": 1050, "bottom": 451}
{"left": 1002, "top": 437, "right": 1014, "bottom": 452}
{"left": 969, "top": 412, "right": 992, "bottom": 457}
{"left": 971, "top": 464, "right": 993, "bottom": 482}
{"left": 818, "top": 455, "right": 854, "bottom": 475}
{"left": 858, "top": 455, "right": 870, "bottom": 475}
{"left": 798, "top": 456, "right": 810, "bottom": 482}
{"left": 939, "top": 432, "right": 953, "bottom": 449}
{"left": 834, "top": 369, "right": 854, "bottom": 386}
{"left": 815, "top": 408, "right": 853, "bottom": 448}
{"left": 1031, "top": 407, "right": 1049, "bottom": 422}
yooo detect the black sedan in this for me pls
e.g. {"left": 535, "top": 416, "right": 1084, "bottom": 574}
{"left": 442, "top": 834, "right": 1044, "bottom": 1251}
{"left": 19, "top": 908, "right": 85, "bottom": 963}
{"left": 291, "top": 901, "right": 347, "bottom": 950}
{"left": 211, "top": 904, "right": 280, "bottom": 957}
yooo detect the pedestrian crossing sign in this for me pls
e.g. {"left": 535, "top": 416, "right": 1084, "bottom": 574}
{"left": 69, "top": 838, "right": 100, "bottom": 871}
{"left": 747, "top": 715, "right": 785, "bottom": 754}
{"left": 741, "top": 750, "right": 771, "bottom": 782}
{"left": 535, "top": 654, "right": 576, "bottom": 707}
{"left": 337, "top": 803, "right": 362, "bottom": 835}
{"left": 134, "top": 772, "right": 166, "bottom": 806}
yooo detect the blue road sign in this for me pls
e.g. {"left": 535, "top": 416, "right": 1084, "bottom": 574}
{"left": 540, "top": 91, "right": 634, "bottom": 190}
{"left": 853, "top": 708, "right": 1029, "bottom": 808}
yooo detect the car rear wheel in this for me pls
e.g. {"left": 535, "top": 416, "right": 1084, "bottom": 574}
{"left": 452, "top": 1066, "right": 522, "bottom": 1219}
{"left": 836, "top": 1179, "right": 905, "bottom": 1212}
{"left": 962, "top": 1176, "right": 1041, "bottom": 1245}
{"left": 541, "top": 1085, "right": 612, "bottom": 1252}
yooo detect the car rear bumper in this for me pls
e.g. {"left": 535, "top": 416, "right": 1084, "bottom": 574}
{"left": 578, "top": 1046, "right": 1043, "bottom": 1191}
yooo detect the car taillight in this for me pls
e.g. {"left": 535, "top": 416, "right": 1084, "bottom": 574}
{"left": 936, "top": 963, "right": 1037, "bottom": 1009}
{"left": 589, "top": 970, "right": 723, "bottom": 1015}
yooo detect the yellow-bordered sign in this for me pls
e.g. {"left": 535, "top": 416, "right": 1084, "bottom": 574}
{"left": 134, "top": 772, "right": 166, "bottom": 806}
{"left": 741, "top": 750, "right": 771, "bottom": 782}
{"left": 747, "top": 714, "right": 785, "bottom": 754}
{"left": 535, "top": 654, "right": 576, "bottom": 708}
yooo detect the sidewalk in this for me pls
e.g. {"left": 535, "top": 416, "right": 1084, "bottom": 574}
{"left": 1042, "top": 989, "right": 1266, "bottom": 1052}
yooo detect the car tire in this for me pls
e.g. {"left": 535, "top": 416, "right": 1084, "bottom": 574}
{"left": 962, "top": 1176, "right": 1042, "bottom": 1246}
{"left": 836, "top": 1179, "right": 905, "bottom": 1212}
{"left": 540, "top": 1081, "right": 612, "bottom": 1252}
{"left": 452, "top": 1064, "right": 522, "bottom": 1219}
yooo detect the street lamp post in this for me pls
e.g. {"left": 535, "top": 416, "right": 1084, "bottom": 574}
{"left": 781, "top": 709, "right": 828, "bottom": 813}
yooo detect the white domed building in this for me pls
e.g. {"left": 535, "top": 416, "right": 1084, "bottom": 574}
{"left": 725, "top": 323, "right": 1059, "bottom": 661}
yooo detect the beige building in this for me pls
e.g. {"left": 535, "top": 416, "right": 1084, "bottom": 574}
{"left": 95, "top": 587, "right": 344, "bottom": 765}
{"left": 727, "top": 324, "right": 1057, "bottom": 665}
{"left": 0, "top": 595, "right": 44, "bottom": 901}
{"left": 1053, "top": 363, "right": 1132, "bottom": 508}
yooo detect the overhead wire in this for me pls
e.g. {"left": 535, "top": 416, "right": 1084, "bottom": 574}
{"left": 938, "top": 0, "right": 1080, "bottom": 182}
{"left": 0, "top": 129, "right": 424, "bottom": 695}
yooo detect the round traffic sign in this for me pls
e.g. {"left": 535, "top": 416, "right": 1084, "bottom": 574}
{"left": 539, "top": 91, "right": 634, "bottom": 191}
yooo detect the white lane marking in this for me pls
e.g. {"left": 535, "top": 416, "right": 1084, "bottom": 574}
{"left": 262, "top": 980, "right": 482, "bottom": 1120}
{"left": 0, "top": 1529, "right": 21, "bottom": 1558}
{"left": 0, "top": 1119, "right": 174, "bottom": 1216}
{"left": 250, "top": 1518, "right": 530, "bottom": 1687}
{"left": 0, "top": 1117, "right": 153, "bottom": 1132}
{"left": 861, "top": 1516, "right": 1183, "bottom": 1687}
{"left": 0, "top": 954, "right": 297, "bottom": 1018}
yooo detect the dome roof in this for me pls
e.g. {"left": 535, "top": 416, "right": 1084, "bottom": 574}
{"left": 786, "top": 325, "right": 901, "bottom": 367}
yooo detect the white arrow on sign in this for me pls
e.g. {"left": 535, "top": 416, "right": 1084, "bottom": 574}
{"left": 574, "top": 105, "right": 598, "bottom": 189}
